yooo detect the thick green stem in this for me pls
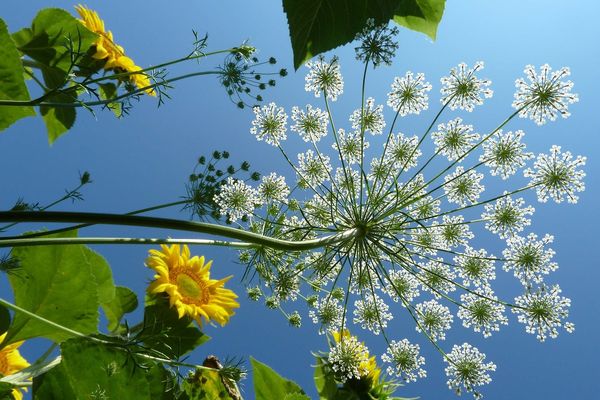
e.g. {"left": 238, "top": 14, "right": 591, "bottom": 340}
{"left": 0, "top": 211, "right": 357, "bottom": 251}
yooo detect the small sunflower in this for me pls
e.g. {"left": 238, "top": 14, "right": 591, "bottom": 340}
{"left": 0, "top": 333, "right": 30, "bottom": 400}
{"left": 145, "top": 244, "right": 239, "bottom": 326}
{"left": 75, "top": 4, "right": 155, "bottom": 96}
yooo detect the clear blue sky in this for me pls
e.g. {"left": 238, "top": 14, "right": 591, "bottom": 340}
{"left": 1, "top": 1, "right": 599, "bottom": 399}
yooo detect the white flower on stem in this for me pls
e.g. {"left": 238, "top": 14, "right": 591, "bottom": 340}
{"left": 440, "top": 62, "right": 493, "bottom": 112}
{"left": 432, "top": 118, "right": 480, "bottom": 161}
{"left": 444, "top": 343, "right": 496, "bottom": 399}
{"left": 309, "top": 297, "right": 344, "bottom": 334}
{"left": 305, "top": 55, "right": 344, "bottom": 101}
{"left": 415, "top": 299, "right": 453, "bottom": 341}
{"left": 409, "top": 196, "right": 441, "bottom": 220}
{"left": 250, "top": 102, "right": 287, "bottom": 146}
{"left": 454, "top": 247, "right": 496, "bottom": 288}
{"left": 258, "top": 172, "right": 289, "bottom": 203}
{"left": 458, "top": 286, "right": 508, "bottom": 337}
{"left": 440, "top": 215, "right": 474, "bottom": 248}
{"left": 524, "top": 145, "right": 586, "bottom": 204}
{"left": 327, "top": 333, "right": 371, "bottom": 382}
{"left": 387, "top": 71, "right": 432, "bottom": 116}
{"left": 480, "top": 130, "right": 534, "bottom": 179}
{"left": 503, "top": 233, "right": 557, "bottom": 286}
{"left": 381, "top": 339, "right": 426, "bottom": 382}
{"left": 353, "top": 293, "right": 393, "bottom": 335}
{"left": 349, "top": 97, "right": 386, "bottom": 135}
{"left": 419, "top": 258, "right": 457, "bottom": 298}
{"left": 291, "top": 104, "right": 329, "bottom": 142}
{"left": 354, "top": 18, "right": 400, "bottom": 67}
{"left": 444, "top": 167, "right": 485, "bottom": 207}
{"left": 384, "top": 268, "right": 421, "bottom": 304}
{"left": 410, "top": 223, "right": 444, "bottom": 256}
{"left": 332, "top": 129, "right": 369, "bottom": 164}
{"left": 513, "top": 284, "right": 574, "bottom": 342}
{"left": 297, "top": 149, "right": 331, "bottom": 187}
{"left": 512, "top": 64, "right": 578, "bottom": 125}
{"left": 214, "top": 177, "right": 260, "bottom": 222}
{"left": 384, "top": 132, "right": 421, "bottom": 170}
{"left": 481, "top": 194, "right": 534, "bottom": 239}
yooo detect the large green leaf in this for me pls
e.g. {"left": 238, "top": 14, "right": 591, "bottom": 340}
{"left": 0, "top": 18, "right": 35, "bottom": 131}
{"left": 11, "top": 8, "right": 97, "bottom": 73}
{"left": 5, "top": 231, "right": 102, "bottom": 344}
{"left": 313, "top": 356, "right": 338, "bottom": 400}
{"left": 32, "top": 362, "right": 77, "bottom": 400}
{"left": 283, "top": 0, "right": 446, "bottom": 69}
{"left": 251, "top": 357, "right": 309, "bottom": 400}
{"left": 142, "top": 295, "right": 209, "bottom": 359}
{"left": 0, "top": 304, "right": 10, "bottom": 335}
{"left": 39, "top": 65, "right": 77, "bottom": 144}
{"left": 103, "top": 286, "right": 138, "bottom": 332}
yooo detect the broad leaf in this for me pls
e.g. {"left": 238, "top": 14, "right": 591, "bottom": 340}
{"left": 313, "top": 356, "right": 338, "bottom": 400}
{"left": 0, "top": 304, "right": 10, "bottom": 335}
{"left": 0, "top": 18, "right": 35, "bottom": 131}
{"left": 251, "top": 357, "right": 308, "bottom": 400}
{"left": 99, "top": 83, "right": 123, "bottom": 118}
{"left": 283, "top": 0, "right": 446, "bottom": 69}
{"left": 33, "top": 362, "right": 77, "bottom": 400}
{"left": 103, "top": 286, "right": 138, "bottom": 332}
{"left": 5, "top": 231, "right": 101, "bottom": 344}
{"left": 61, "top": 338, "right": 151, "bottom": 399}
{"left": 146, "top": 363, "right": 177, "bottom": 400}
{"left": 39, "top": 65, "right": 78, "bottom": 144}
{"left": 180, "top": 367, "right": 236, "bottom": 400}
{"left": 142, "top": 295, "right": 209, "bottom": 359}
{"left": 11, "top": 8, "right": 97, "bottom": 73}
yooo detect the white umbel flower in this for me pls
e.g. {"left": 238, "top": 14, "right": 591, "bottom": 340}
{"left": 415, "top": 299, "right": 453, "bottom": 341}
{"left": 512, "top": 64, "right": 578, "bottom": 125}
{"left": 454, "top": 247, "right": 496, "bottom": 288}
{"left": 503, "top": 233, "right": 557, "bottom": 286}
{"left": 444, "top": 167, "right": 485, "bottom": 206}
{"left": 309, "top": 297, "right": 344, "bottom": 334}
{"left": 332, "top": 129, "right": 369, "bottom": 164}
{"left": 480, "top": 130, "right": 534, "bottom": 179}
{"left": 458, "top": 286, "right": 508, "bottom": 337}
{"left": 381, "top": 339, "right": 426, "bottom": 382}
{"left": 444, "top": 343, "right": 496, "bottom": 399}
{"left": 258, "top": 172, "right": 290, "bottom": 203}
{"left": 214, "top": 177, "right": 260, "bottom": 222}
{"left": 432, "top": 118, "right": 480, "bottom": 161}
{"left": 384, "top": 132, "right": 421, "bottom": 170}
{"left": 481, "top": 194, "right": 534, "bottom": 239}
{"left": 349, "top": 97, "right": 386, "bottom": 135}
{"left": 440, "top": 62, "right": 493, "bottom": 112}
{"left": 291, "top": 104, "right": 329, "bottom": 142}
{"left": 384, "top": 268, "right": 421, "bottom": 304}
{"left": 513, "top": 284, "right": 574, "bottom": 342}
{"left": 297, "top": 149, "right": 331, "bottom": 187}
{"left": 305, "top": 55, "right": 344, "bottom": 101}
{"left": 387, "top": 71, "right": 432, "bottom": 116}
{"left": 250, "top": 102, "right": 288, "bottom": 146}
{"left": 353, "top": 293, "right": 393, "bottom": 335}
{"left": 524, "top": 145, "right": 586, "bottom": 204}
{"left": 327, "top": 334, "right": 371, "bottom": 382}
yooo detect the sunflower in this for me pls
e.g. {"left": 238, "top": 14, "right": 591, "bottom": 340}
{"left": 0, "top": 333, "right": 30, "bottom": 400}
{"left": 75, "top": 4, "right": 155, "bottom": 96}
{"left": 145, "top": 244, "right": 239, "bottom": 326}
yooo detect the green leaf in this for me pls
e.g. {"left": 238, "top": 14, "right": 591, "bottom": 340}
{"left": 11, "top": 8, "right": 97, "bottom": 72}
{"left": 180, "top": 368, "right": 236, "bottom": 400}
{"left": 0, "top": 18, "right": 35, "bottom": 131}
{"left": 313, "top": 356, "right": 338, "bottom": 400}
{"left": 0, "top": 383, "right": 15, "bottom": 400}
{"left": 0, "top": 304, "right": 10, "bottom": 335}
{"left": 61, "top": 338, "right": 151, "bottom": 399}
{"left": 103, "top": 286, "right": 138, "bottom": 332}
{"left": 146, "top": 363, "right": 177, "bottom": 400}
{"left": 251, "top": 357, "right": 307, "bottom": 400}
{"left": 142, "top": 295, "right": 210, "bottom": 359}
{"left": 5, "top": 231, "right": 100, "bottom": 344}
{"left": 33, "top": 362, "right": 77, "bottom": 400}
{"left": 393, "top": 0, "right": 445, "bottom": 40}
{"left": 38, "top": 66, "right": 77, "bottom": 144}
{"left": 99, "top": 83, "right": 123, "bottom": 118}
{"left": 283, "top": 0, "right": 446, "bottom": 69}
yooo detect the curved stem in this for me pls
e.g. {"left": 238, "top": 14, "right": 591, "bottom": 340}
{"left": 0, "top": 211, "right": 357, "bottom": 251}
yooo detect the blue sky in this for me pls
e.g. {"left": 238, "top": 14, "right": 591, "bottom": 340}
{"left": 1, "top": 1, "right": 599, "bottom": 399}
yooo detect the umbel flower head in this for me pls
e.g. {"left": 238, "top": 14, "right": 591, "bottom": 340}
{"left": 146, "top": 244, "right": 239, "bottom": 326}
{"left": 0, "top": 333, "right": 30, "bottom": 400}
{"left": 75, "top": 4, "right": 155, "bottom": 95}
{"left": 214, "top": 57, "right": 584, "bottom": 399}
